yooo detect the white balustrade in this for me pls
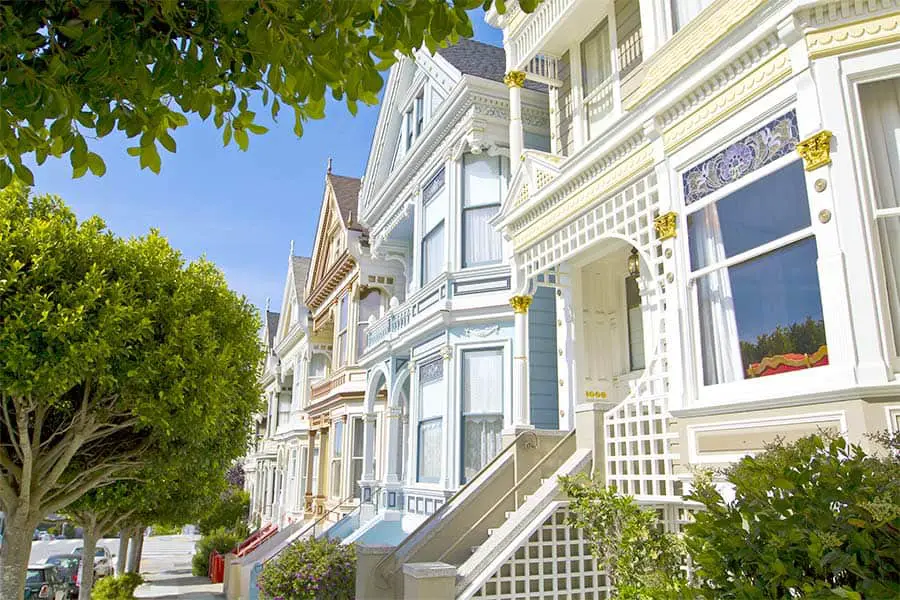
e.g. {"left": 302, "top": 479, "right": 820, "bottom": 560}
{"left": 508, "top": 0, "right": 576, "bottom": 70}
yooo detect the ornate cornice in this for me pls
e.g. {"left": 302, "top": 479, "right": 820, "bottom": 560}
{"left": 806, "top": 12, "right": 900, "bottom": 58}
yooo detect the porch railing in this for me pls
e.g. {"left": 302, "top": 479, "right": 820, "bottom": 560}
{"left": 507, "top": 0, "right": 577, "bottom": 70}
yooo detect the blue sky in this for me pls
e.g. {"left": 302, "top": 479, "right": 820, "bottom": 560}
{"left": 29, "top": 12, "right": 502, "bottom": 316}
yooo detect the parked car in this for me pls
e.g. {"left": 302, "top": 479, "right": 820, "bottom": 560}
{"left": 38, "top": 531, "right": 53, "bottom": 542}
{"left": 25, "top": 564, "right": 68, "bottom": 599}
{"left": 42, "top": 554, "right": 81, "bottom": 599}
{"left": 72, "top": 545, "right": 113, "bottom": 577}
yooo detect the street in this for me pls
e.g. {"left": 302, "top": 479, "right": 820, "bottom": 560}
{"left": 30, "top": 535, "right": 224, "bottom": 599}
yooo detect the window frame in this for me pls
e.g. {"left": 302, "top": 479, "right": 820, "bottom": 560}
{"left": 625, "top": 275, "right": 646, "bottom": 372}
{"left": 416, "top": 357, "right": 444, "bottom": 484}
{"left": 461, "top": 153, "right": 508, "bottom": 268}
{"left": 420, "top": 168, "right": 447, "bottom": 284}
{"left": 459, "top": 347, "right": 505, "bottom": 484}
{"left": 350, "top": 416, "right": 365, "bottom": 499}
{"left": 330, "top": 419, "right": 344, "bottom": 498}
{"left": 336, "top": 292, "right": 349, "bottom": 369}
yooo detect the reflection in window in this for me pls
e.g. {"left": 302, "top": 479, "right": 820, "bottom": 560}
{"left": 462, "top": 154, "right": 508, "bottom": 267}
{"left": 462, "top": 349, "right": 503, "bottom": 483}
{"left": 687, "top": 161, "right": 826, "bottom": 385}
{"left": 417, "top": 358, "right": 444, "bottom": 483}
{"left": 331, "top": 420, "right": 343, "bottom": 498}
{"left": 421, "top": 169, "right": 447, "bottom": 284}
{"left": 581, "top": 20, "right": 614, "bottom": 138}
{"left": 859, "top": 77, "right": 900, "bottom": 367}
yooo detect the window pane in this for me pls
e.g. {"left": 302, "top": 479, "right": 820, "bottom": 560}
{"left": 463, "top": 349, "right": 503, "bottom": 414}
{"left": 352, "top": 417, "right": 364, "bottom": 458}
{"left": 351, "top": 458, "right": 363, "bottom": 499}
{"left": 423, "top": 169, "right": 446, "bottom": 204}
{"left": 463, "top": 415, "right": 503, "bottom": 483}
{"left": 416, "top": 94, "right": 424, "bottom": 135}
{"left": 688, "top": 161, "right": 811, "bottom": 270}
{"left": 697, "top": 237, "right": 827, "bottom": 385}
{"left": 331, "top": 462, "right": 342, "bottom": 497}
{"left": 419, "top": 359, "right": 444, "bottom": 419}
{"left": 332, "top": 421, "right": 344, "bottom": 458}
{"left": 337, "top": 331, "right": 347, "bottom": 368}
{"left": 671, "top": 0, "right": 714, "bottom": 32}
{"left": 463, "top": 206, "right": 502, "bottom": 267}
{"left": 463, "top": 154, "right": 501, "bottom": 208}
{"left": 581, "top": 22, "right": 612, "bottom": 96}
{"left": 421, "top": 224, "right": 445, "bottom": 283}
{"left": 338, "top": 293, "right": 349, "bottom": 329}
{"left": 417, "top": 419, "right": 442, "bottom": 482}
{"left": 626, "top": 277, "right": 645, "bottom": 371}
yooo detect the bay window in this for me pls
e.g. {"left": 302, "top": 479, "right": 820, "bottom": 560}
{"left": 417, "top": 358, "right": 444, "bottom": 483}
{"left": 687, "top": 159, "right": 827, "bottom": 385}
{"left": 462, "top": 154, "right": 507, "bottom": 267}
{"left": 859, "top": 77, "right": 900, "bottom": 369}
{"left": 336, "top": 292, "right": 349, "bottom": 368}
{"left": 331, "top": 419, "right": 344, "bottom": 498}
{"left": 581, "top": 20, "right": 614, "bottom": 139}
{"left": 421, "top": 169, "right": 447, "bottom": 284}
{"left": 461, "top": 349, "right": 503, "bottom": 483}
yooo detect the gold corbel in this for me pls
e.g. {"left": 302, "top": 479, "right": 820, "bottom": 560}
{"left": 509, "top": 295, "right": 533, "bottom": 314}
{"left": 654, "top": 212, "right": 678, "bottom": 241}
{"left": 796, "top": 130, "right": 832, "bottom": 171}
{"left": 503, "top": 71, "right": 527, "bottom": 88}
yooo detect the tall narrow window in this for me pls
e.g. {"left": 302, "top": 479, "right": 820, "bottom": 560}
{"left": 626, "top": 276, "right": 645, "bottom": 371}
{"left": 421, "top": 169, "right": 447, "bottom": 284}
{"left": 288, "top": 449, "right": 297, "bottom": 508}
{"left": 311, "top": 446, "right": 320, "bottom": 497}
{"left": 350, "top": 417, "right": 364, "bottom": 499}
{"left": 860, "top": 78, "right": 900, "bottom": 369}
{"left": 415, "top": 93, "right": 425, "bottom": 136}
{"left": 405, "top": 108, "right": 414, "bottom": 150}
{"left": 687, "top": 160, "right": 826, "bottom": 385}
{"left": 331, "top": 420, "right": 344, "bottom": 498}
{"left": 462, "top": 154, "right": 507, "bottom": 267}
{"left": 336, "top": 293, "right": 349, "bottom": 368}
{"left": 417, "top": 358, "right": 444, "bottom": 483}
{"left": 461, "top": 349, "right": 503, "bottom": 483}
{"left": 581, "top": 20, "right": 613, "bottom": 138}
{"left": 357, "top": 288, "right": 382, "bottom": 359}
{"left": 298, "top": 447, "right": 309, "bottom": 503}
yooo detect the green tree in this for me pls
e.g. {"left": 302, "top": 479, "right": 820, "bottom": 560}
{"left": 559, "top": 474, "right": 687, "bottom": 599}
{"left": 198, "top": 487, "right": 250, "bottom": 535}
{"left": 0, "top": 184, "right": 262, "bottom": 600}
{"left": 685, "top": 434, "right": 900, "bottom": 599}
{"left": 0, "top": 0, "right": 541, "bottom": 186}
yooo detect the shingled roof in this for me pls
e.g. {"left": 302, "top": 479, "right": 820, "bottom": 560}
{"left": 290, "top": 256, "right": 311, "bottom": 301}
{"left": 327, "top": 173, "right": 363, "bottom": 232}
{"left": 436, "top": 38, "right": 545, "bottom": 92}
{"left": 265, "top": 310, "right": 280, "bottom": 346}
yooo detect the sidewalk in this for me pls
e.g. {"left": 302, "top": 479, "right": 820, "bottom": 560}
{"left": 135, "top": 568, "right": 225, "bottom": 599}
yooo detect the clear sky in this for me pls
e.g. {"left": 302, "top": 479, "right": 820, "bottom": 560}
{"left": 28, "top": 12, "right": 502, "bottom": 316}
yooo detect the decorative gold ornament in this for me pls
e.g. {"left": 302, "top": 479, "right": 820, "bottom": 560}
{"left": 818, "top": 209, "right": 832, "bottom": 224}
{"left": 503, "top": 70, "right": 526, "bottom": 88}
{"left": 814, "top": 178, "right": 827, "bottom": 192}
{"left": 664, "top": 248, "right": 673, "bottom": 259}
{"left": 509, "top": 295, "right": 533, "bottom": 314}
{"left": 440, "top": 346, "right": 452, "bottom": 361}
{"left": 797, "top": 130, "right": 832, "bottom": 171}
{"left": 654, "top": 212, "right": 678, "bottom": 240}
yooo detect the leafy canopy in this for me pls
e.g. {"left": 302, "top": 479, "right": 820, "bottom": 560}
{"left": 686, "top": 434, "right": 900, "bottom": 600}
{"left": 0, "top": 0, "right": 541, "bottom": 186}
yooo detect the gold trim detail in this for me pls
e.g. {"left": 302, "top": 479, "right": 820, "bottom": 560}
{"left": 626, "top": 0, "right": 768, "bottom": 110}
{"left": 504, "top": 71, "right": 527, "bottom": 88}
{"left": 796, "top": 131, "right": 833, "bottom": 171}
{"left": 510, "top": 295, "right": 533, "bottom": 314}
{"left": 806, "top": 13, "right": 900, "bottom": 59}
{"left": 663, "top": 51, "right": 791, "bottom": 152}
{"left": 654, "top": 212, "right": 678, "bottom": 241}
{"left": 512, "top": 145, "right": 654, "bottom": 250}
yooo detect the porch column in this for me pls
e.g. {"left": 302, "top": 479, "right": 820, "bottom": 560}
{"left": 304, "top": 430, "right": 317, "bottom": 515}
{"left": 505, "top": 71, "right": 526, "bottom": 165}
{"left": 359, "top": 412, "right": 378, "bottom": 521}
{"left": 316, "top": 429, "right": 329, "bottom": 514}
{"left": 509, "top": 295, "right": 533, "bottom": 430}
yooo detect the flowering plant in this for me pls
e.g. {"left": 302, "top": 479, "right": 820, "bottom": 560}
{"left": 257, "top": 537, "right": 355, "bottom": 600}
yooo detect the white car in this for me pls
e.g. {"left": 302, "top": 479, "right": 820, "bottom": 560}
{"left": 73, "top": 545, "right": 114, "bottom": 577}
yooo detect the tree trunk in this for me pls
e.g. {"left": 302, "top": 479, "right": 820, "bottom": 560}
{"left": 116, "top": 528, "right": 130, "bottom": 575}
{"left": 0, "top": 508, "right": 38, "bottom": 600}
{"left": 126, "top": 526, "right": 144, "bottom": 573}
{"left": 78, "top": 520, "right": 98, "bottom": 600}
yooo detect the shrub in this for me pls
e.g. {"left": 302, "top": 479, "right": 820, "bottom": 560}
{"left": 92, "top": 573, "right": 144, "bottom": 600}
{"left": 198, "top": 487, "right": 251, "bottom": 534}
{"left": 150, "top": 523, "right": 180, "bottom": 536}
{"left": 686, "top": 433, "right": 900, "bottom": 599}
{"left": 560, "top": 473, "right": 687, "bottom": 599}
{"left": 191, "top": 527, "right": 243, "bottom": 576}
{"left": 257, "top": 537, "right": 355, "bottom": 600}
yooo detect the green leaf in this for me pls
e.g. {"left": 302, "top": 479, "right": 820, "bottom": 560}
{"left": 0, "top": 161, "right": 13, "bottom": 188}
{"left": 246, "top": 124, "right": 268, "bottom": 135}
{"left": 87, "top": 153, "right": 106, "bottom": 176}
{"left": 234, "top": 128, "right": 249, "bottom": 151}
{"left": 127, "top": 146, "right": 141, "bottom": 157}
{"left": 159, "top": 132, "right": 177, "bottom": 153}
{"left": 72, "top": 164, "right": 88, "bottom": 179}
{"left": 169, "top": 113, "right": 189, "bottom": 128}
{"left": 222, "top": 123, "right": 232, "bottom": 147}
{"left": 140, "top": 144, "right": 161, "bottom": 174}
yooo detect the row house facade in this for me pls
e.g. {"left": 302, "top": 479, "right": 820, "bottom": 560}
{"left": 244, "top": 2, "right": 900, "bottom": 595}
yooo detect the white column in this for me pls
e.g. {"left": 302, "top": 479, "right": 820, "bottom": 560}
{"left": 505, "top": 71, "right": 526, "bottom": 167}
{"left": 509, "top": 295, "right": 533, "bottom": 430}
{"left": 362, "top": 413, "right": 377, "bottom": 481}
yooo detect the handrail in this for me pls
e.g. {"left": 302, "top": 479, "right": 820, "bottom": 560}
{"left": 436, "top": 429, "right": 575, "bottom": 563}
{"left": 373, "top": 429, "right": 538, "bottom": 586}
{"left": 262, "top": 497, "right": 357, "bottom": 566}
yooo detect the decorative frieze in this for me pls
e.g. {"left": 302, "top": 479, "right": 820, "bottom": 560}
{"left": 682, "top": 110, "right": 799, "bottom": 205}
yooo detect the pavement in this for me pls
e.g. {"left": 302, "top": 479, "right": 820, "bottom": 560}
{"left": 31, "top": 534, "right": 225, "bottom": 599}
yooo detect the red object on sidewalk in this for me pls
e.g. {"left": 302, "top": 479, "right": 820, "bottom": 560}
{"left": 208, "top": 551, "right": 225, "bottom": 583}
{"left": 235, "top": 524, "right": 277, "bottom": 558}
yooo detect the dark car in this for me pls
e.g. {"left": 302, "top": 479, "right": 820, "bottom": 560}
{"left": 24, "top": 564, "right": 67, "bottom": 600}
{"left": 43, "top": 554, "right": 81, "bottom": 599}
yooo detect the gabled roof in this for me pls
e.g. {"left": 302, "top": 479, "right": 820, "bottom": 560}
{"left": 327, "top": 173, "right": 363, "bottom": 232}
{"left": 265, "top": 310, "right": 280, "bottom": 346}
{"left": 290, "top": 256, "right": 311, "bottom": 301}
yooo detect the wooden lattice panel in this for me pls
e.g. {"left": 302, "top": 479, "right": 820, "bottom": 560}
{"left": 472, "top": 505, "right": 610, "bottom": 600}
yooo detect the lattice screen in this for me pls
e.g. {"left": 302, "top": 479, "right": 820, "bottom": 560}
{"left": 471, "top": 505, "right": 610, "bottom": 600}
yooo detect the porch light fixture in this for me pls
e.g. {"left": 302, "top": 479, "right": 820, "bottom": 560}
{"left": 627, "top": 248, "right": 640, "bottom": 278}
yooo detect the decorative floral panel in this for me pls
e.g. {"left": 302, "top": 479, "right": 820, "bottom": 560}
{"left": 682, "top": 110, "right": 799, "bottom": 205}
{"left": 419, "top": 358, "right": 444, "bottom": 384}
